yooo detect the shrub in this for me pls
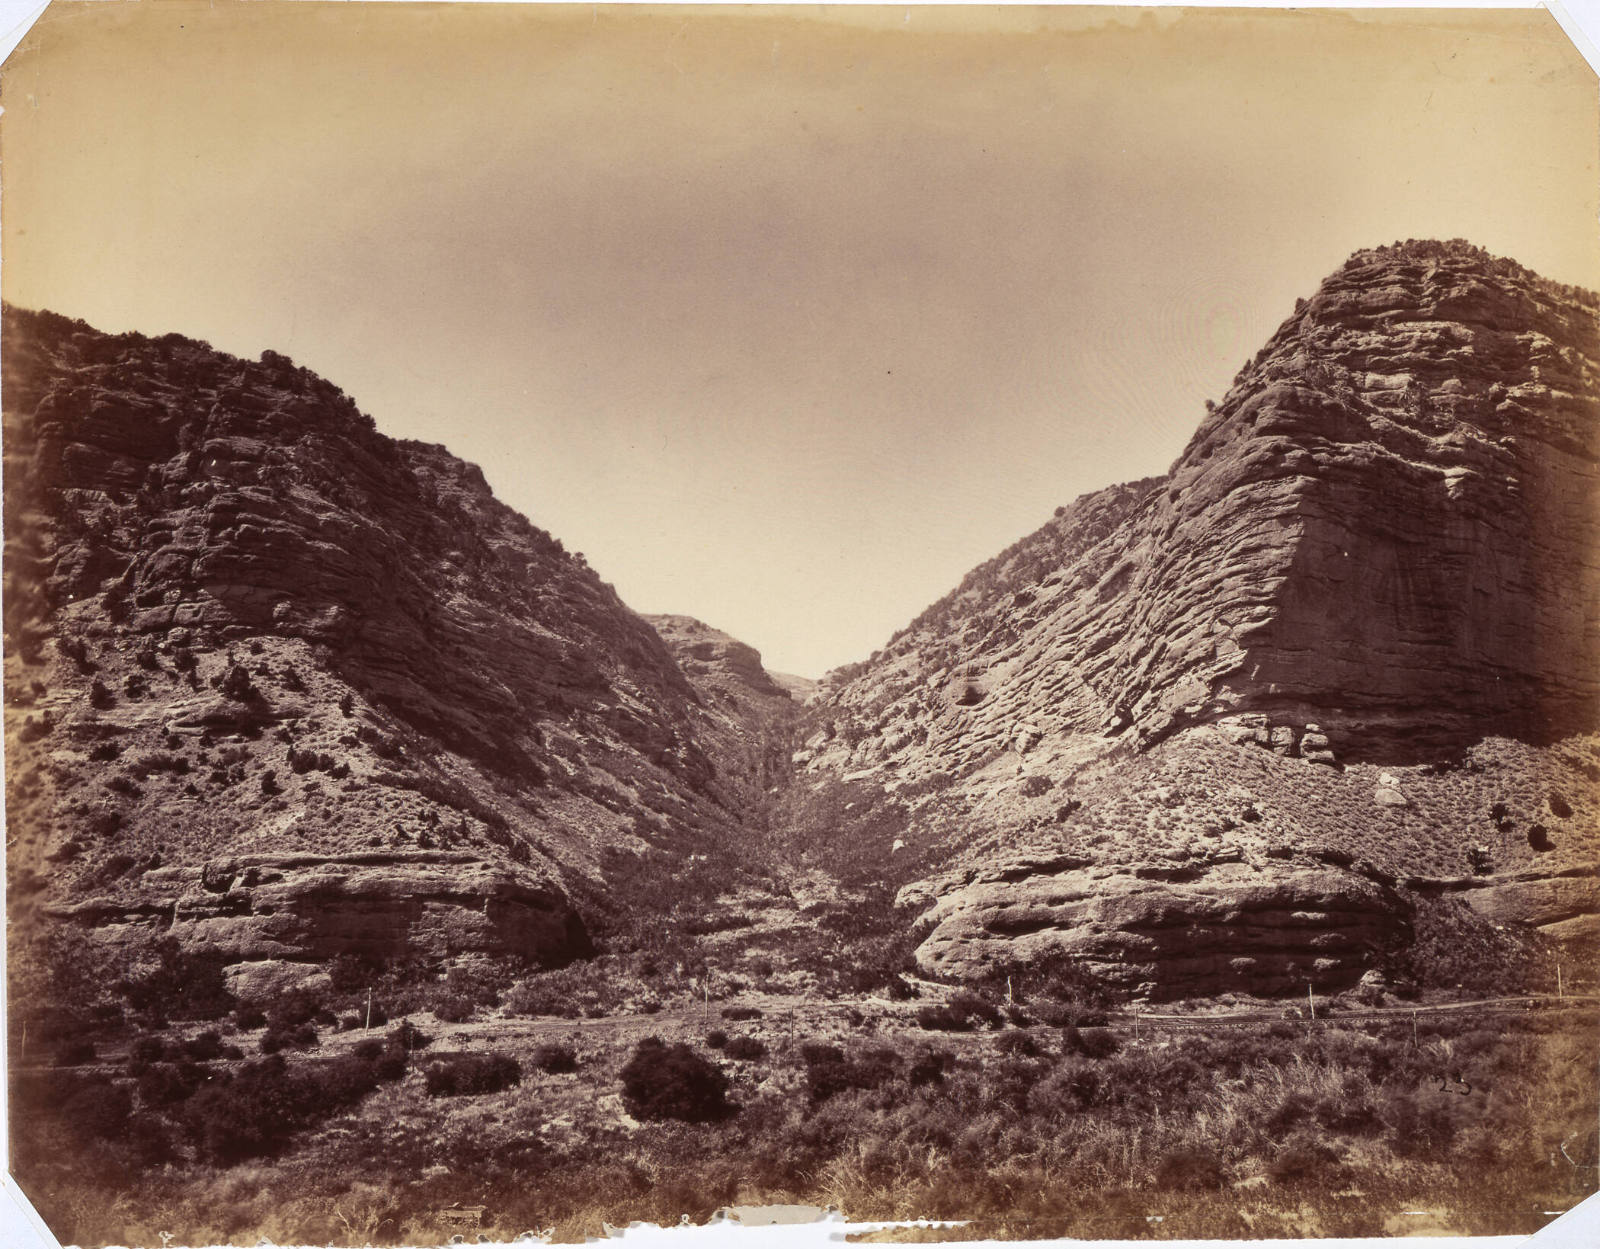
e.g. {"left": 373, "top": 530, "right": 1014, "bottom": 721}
{"left": 1064, "top": 1026, "right": 1120, "bottom": 1059}
{"left": 65, "top": 1078, "right": 133, "bottom": 1143}
{"left": 182, "top": 1030, "right": 225, "bottom": 1061}
{"left": 619, "top": 1038, "right": 734, "bottom": 1123}
{"left": 266, "top": 990, "right": 324, "bottom": 1031}
{"left": 128, "top": 1035, "right": 168, "bottom": 1069}
{"left": 503, "top": 976, "right": 582, "bottom": 1019}
{"left": 53, "top": 1038, "right": 96, "bottom": 1066}
{"left": 1386, "top": 1093, "right": 1459, "bottom": 1157}
{"left": 233, "top": 1005, "right": 267, "bottom": 1030}
{"left": 218, "top": 663, "right": 260, "bottom": 703}
{"left": 908, "top": 1047, "right": 954, "bottom": 1087}
{"left": 1267, "top": 1137, "right": 1340, "bottom": 1184}
{"left": 705, "top": 1029, "right": 728, "bottom": 1049}
{"left": 721, "top": 1005, "right": 763, "bottom": 1021}
{"left": 120, "top": 940, "right": 235, "bottom": 1020}
{"left": 431, "top": 992, "right": 478, "bottom": 1023}
{"left": 259, "top": 1023, "right": 317, "bottom": 1054}
{"left": 916, "top": 990, "right": 1004, "bottom": 1032}
{"left": 803, "top": 1043, "right": 899, "bottom": 1104}
{"left": 723, "top": 1036, "right": 767, "bottom": 1061}
{"left": 137, "top": 1061, "right": 203, "bottom": 1107}
{"left": 533, "top": 1043, "right": 579, "bottom": 1074}
{"left": 994, "top": 1029, "right": 1041, "bottom": 1057}
{"left": 387, "top": 1021, "right": 431, "bottom": 1052}
{"left": 1156, "top": 1147, "right": 1228, "bottom": 1190}
{"left": 185, "top": 1053, "right": 388, "bottom": 1165}
{"left": 421, "top": 1051, "right": 522, "bottom": 1097}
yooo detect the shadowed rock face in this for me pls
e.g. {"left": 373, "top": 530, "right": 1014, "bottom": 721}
{"left": 646, "top": 614, "right": 806, "bottom": 813}
{"left": 1, "top": 307, "right": 786, "bottom": 972}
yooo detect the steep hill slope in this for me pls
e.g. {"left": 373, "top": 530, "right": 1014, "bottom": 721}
{"left": 644, "top": 613, "right": 805, "bottom": 814}
{"left": 792, "top": 240, "right": 1600, "bottom": 996}
{"left": 1, "top": 306, "right": 787, "bottom": 988}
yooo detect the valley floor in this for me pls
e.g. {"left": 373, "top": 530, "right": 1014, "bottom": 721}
{"left": 11, "top": 980, "right": 1597, "bottom": 1246}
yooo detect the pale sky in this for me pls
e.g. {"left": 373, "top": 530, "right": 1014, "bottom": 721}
{"left": 3, "top": 4, "right": 1597, "bottom": 677}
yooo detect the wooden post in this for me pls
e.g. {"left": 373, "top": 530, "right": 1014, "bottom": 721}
{"left": 1412, "top": 1010, "right": 1419, "bottom": 1048}
{"left": 1557, "top": 963, "right": 1563, "bottom": 999}
{"left": 1307, "top": 982, "right": 1316, "bottom": 1024}
{"left": 365, "top": 987, "right": 373, "bottom": 1031}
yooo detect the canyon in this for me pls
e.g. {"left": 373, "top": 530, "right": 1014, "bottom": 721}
{"left": 6, "top": 239, "right": 1598, "bottom": 1003}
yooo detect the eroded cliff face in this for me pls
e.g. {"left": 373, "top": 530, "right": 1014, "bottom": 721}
{"left": 1, "top": 308, "right": 780, "bottom": 975}
{"left": 811, "top": 244, "right": 1600, "bottom": 773}
{"left": 645, "top": 614, "right": 806, "bottom": 812}
{"left": 796, "top": 241, "right": 1600, "bottom": 994}
{"left": 7, "top": 241, "right": 1597, "bottom": 1002}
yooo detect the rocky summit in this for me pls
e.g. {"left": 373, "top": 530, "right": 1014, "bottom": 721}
{"left": 2, "top": 306, "right": 803, "bottom": 993}
{"left": 6, "top": 239, "right": 1599, "bottom": 1003}
{"left": 790, "top": 239, "right": 1600, "bottom": 996}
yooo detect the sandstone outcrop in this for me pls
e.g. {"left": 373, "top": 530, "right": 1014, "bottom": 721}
{"left": 796, "top": 241, "right": 1600, "bottom": 991}
{"left": 811, "top": 242, "right": 1599, "bottom": 777}
{"left": 646, "top": 614, "right": 806, "bottom": 810}
{"left": 1, "top": 306, "right": 788, "bottom": 977}
{"left": 909, "top": 856, "right": 1410, "bottom": 998}
{"left": 45, "top": 850, "right": 588, "bottom": 969}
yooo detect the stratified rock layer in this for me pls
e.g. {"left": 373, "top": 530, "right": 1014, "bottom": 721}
{"left": 45, "top": 851, "right": 588, "bottom": 966}
{"left": 913, "top": 856, "right": 1410, "bottom": 999}
{"left": 799, "top": 242, "right": 1600, "bottom": 992}
{"left": 1, "top": 307, "right": 789, "bottom": 973}
{"left": 815, "top": 244, "right": 1600, "bottom": 774}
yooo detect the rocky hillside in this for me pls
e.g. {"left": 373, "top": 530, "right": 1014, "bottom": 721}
{"left": 6, "top": 239, "right": 1596, "bottom": 1006}
{"left": 644, "top": 614, "right": 806, "bottom": 814}
{"left": 793, "top": 240, "right": 1600, "bottom": 996}
{"left": 1, "top": 306, "right": 793, "bottom": 991}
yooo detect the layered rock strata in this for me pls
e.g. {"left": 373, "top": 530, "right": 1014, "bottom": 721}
{"left": 812, "top": 243, "right": 1600, "bottom": 775}
{"left": 800, "top": 242, "right": 1600, "bottom": 989}
{"left": 2, "top": 306, "right": 787, "bottom": 973}
{"left": 909, "top": 856, "right": 1410, "bottom": 998}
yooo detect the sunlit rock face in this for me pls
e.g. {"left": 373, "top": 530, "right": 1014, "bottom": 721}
{"left": 801, "top": 242, "right": 1600, "bottom": 993}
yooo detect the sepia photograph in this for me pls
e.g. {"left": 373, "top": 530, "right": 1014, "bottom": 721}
{"left": 2, "top": 3, "right": 1598, "bottom": 1245}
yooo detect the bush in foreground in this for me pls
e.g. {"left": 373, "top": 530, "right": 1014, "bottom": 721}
{"left": 421, "top": 1052, "right": 522, "bottom": 1097}
{"left": 619, "top": 1038, "right": 734, "bottom": 1123}
{"left": 533, "top": 1043, "right": 579, "bottom": 1074}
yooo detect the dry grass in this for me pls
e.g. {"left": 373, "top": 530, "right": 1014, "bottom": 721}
{"left": 14, "top": 998, "right": 1594, "bottom": 1246}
